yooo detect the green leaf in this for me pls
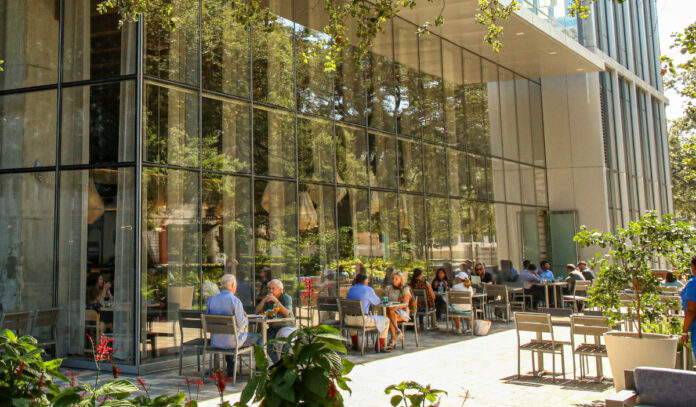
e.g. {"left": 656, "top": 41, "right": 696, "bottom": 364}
{"left": 94, "top": 379, "right": 138, "bottom": 396}
{"left": 238, "top": 375, "right": 261, "bottom": 405}
{"left": 341, "top": 357, "right": 355, "bottom": 375}
{"left": 390, "top": 395, "right": 403, "bottom": 407}
{"left": 44, "top": 358, "right": 62, "bottom": 371}
{"left": 302, "top": 367, "right": 330, "bottom": 397}
{"left": 253, "top": 344, "right": 269, "bottom": 371}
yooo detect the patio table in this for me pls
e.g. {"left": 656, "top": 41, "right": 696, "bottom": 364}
{"left": 247, "top": 314, "right": 295, "bottom": 356}
{"left": 533, "top": 281, "right": 568, "bottom": 308}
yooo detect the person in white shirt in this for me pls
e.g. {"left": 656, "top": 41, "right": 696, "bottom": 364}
{"left": 449, "top": 272, "right": 473, "bottom": 334}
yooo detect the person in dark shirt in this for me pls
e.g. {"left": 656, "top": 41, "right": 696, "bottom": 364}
{"left": 254, "top": 279, "right": 294, "bottom": 362}
{"left": 578, "top": 261, "right": 596, "bottom": 281}
{"left": 473, "top": 262, "right": 493, "bottom": 284}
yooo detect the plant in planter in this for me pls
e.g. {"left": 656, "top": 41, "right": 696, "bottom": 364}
{"left": 236, "top": 325, "right": 354, "bottom": 406}
{"left": 574, "top": 211, "right": 696, "bottom": 390}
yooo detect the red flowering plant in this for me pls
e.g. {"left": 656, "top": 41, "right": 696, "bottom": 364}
{"left": 299, "top": 277, "right": 317, "bottom": 306}
{"left": 183, "top": 377, "right": 205, "bottom": 407}
{"left": 235, "top": 325, "right": 353, "bottom": 407}
{"left": 209, "top": 370, "right": 232, "bottom": 406}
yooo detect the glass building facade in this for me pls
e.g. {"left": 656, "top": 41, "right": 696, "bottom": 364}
{"left": 0, "top": 0, "right": 586, "bottom": 371}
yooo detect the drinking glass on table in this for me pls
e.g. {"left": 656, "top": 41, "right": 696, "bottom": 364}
{"left": 273, "top": 305, "right": 280, "bottom": 316}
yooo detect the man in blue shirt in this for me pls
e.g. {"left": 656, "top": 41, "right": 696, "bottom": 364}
{"left": 207, "top": 274, "right": 264, "bottom": 376}
{"left": 346, "top": 274, "right": 390, "bottom": 352}
{"left": 539, "top": 260, "right": 554, "bottom": 281}
{"left": 681, "top": 256, "right": 696, "bottom": 362}
{"left": 519, "top": 264, "right": 543, "bottom": 309}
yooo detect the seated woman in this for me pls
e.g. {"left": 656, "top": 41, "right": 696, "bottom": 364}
{"left": 449, "top": 272, "right": 473, "bottom": 334}
{"left": 662, "top": 271, "right": 685, "bottom": 290}
{"left": 409, "top": 268, "right": 435, "bottom": 326}
{"left": 86, "top": 273, "right": 113, "bottom": 310}
{"left": 384, "top": 271, "right": 412, "bottom": 349}
{"left": 472, "top": 262, "right": 493, "bottom": 284}
{"left": 431, "top": 267, "right": 450, "bottom": 323}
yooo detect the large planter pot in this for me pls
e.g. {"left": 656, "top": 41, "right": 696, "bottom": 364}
{"left": 604, "top": 331, "right": 679, "bottom": 391}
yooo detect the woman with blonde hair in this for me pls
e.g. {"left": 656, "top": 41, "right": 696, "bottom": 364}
{"left": 384, "top": 270, "right": 412, "bottom": 348}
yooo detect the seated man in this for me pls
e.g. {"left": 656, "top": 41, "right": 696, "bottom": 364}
{"left": 578, "top": 261, "right": 596, "bottom": 281}
{"left": 346, "top": 274, "right": 390, "bottom": 352}
{"left": 519, "top": 264, "right": 544, "bottom": 309}
{"left": 207, "top": 274, "right": 264, "bottom": 377}
{"left": 254, "top": 279, "right": 295, "bottom": 362}
{"left": 539, "top": 260, "right": 554, "bottom": 281}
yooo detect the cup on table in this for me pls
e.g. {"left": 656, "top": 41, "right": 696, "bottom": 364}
{"left": 382, "top": 296, "right": 388, "bottom": 304}
{"left": 265, "top": 310, "right": 274, "bottom": 319}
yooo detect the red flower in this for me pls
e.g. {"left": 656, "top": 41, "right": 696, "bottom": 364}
{"left": 14, "top": 363, "right": 27, "bottom": 375}
{"left": 95, "top": 334, "right": 114, "bottom": 362}
{"left": 327, "top": 380, "right": 338, "bottom": 403}
{"left": 111, "top": 363, "right": 122, "bottom": 379}
{"left": 65, "top": 370, "right": 78, "bottom": 387}
{"left": 208, "top": 370, "right": 229, "bottom": 397}
{"left": 137, "top": 377, "right": 147, "bottom": 389}
{"left": 194, "top": 378, "right": 204, "bottom": 391}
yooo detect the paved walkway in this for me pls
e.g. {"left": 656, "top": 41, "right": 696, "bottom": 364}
{"left": 68, "top": 322, "right": 616, "bottom": 406}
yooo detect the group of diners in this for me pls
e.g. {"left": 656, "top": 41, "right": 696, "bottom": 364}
{"left": 517, "top": 260, "right": 596, "bottom": 309}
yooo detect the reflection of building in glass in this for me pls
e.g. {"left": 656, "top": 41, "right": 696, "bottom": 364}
{"left": 0, "top": 0, "right": 670, "bottom": 371}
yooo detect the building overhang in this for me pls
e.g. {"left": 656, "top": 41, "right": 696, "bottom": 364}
{"left": 397, "top": 0, "right": 605, "bottom": 78}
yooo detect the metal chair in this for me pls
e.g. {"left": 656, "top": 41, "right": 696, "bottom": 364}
{"left": 445, "top": 291, "right": 475, "bottom": 335}
{"left": 31, "top": 308, "right": 60, "bottom": 351}
{"left": 485, "top": 284, "right": 515, "bottom": 322}
{"left": 316, "top": 296, "right": 340, "bottom": 328}
{"left": 337, "top": 298, "right": 377, "bottom": 355}
{"left": 178, "top": 310, "right": 206, "bottom": 376}
{"left": 562, "top": 280, "right": 591, "bottom": 312}
{"left": 2, "top": 310, "right": 34, "bottom": 336}
{"left": 396, "top": 306, "right": 419, "bottom": 349}
{"left": 200, "top": 314, "right": 256, "bottom": 384}
{"left": 570, "top": 315, "right": 612, "bottom": 381}
{"left": 412, "top": 289, "right": 437, "bottom": 330}
{"left": 515, "top": 312, "right": 567, "bottom": 383}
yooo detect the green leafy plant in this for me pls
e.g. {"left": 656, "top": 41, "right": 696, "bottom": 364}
{"left": 236, "top": 325, "right": 354, "bottom": 407}
{"left": 574, "top": 211, "right": 696, "bottom": 337}
{"left": 644, "top": 316, "right": 692, "bottom": 354}
{"left": 385, "top": 381, "right": 447, "bottom": 407}
{"left": 0, "top": 329, "right": 65, "bottom": 406}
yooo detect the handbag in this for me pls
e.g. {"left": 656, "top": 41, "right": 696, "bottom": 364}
{"left": 474, "top": 319, "right": 492, "bottom": 336}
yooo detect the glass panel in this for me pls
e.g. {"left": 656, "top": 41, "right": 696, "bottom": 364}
{"left": 62, "top": 81, "right": 136, "bottom": 165}
{"left": 399, "top": 193, "right": 426, "bottom": 269}
{"left": 366, "top": 22, "right": 395, "bottom": 133}
{"left": 337, "top": 187, "right": 370, "bottom": 285}
{"left": 0, "top": 0, "right": 58, "bottom": 90}
{"left": 58, "top": 168, "right": 135, "bottom": 363}
{"left": 499, "top": 68, "right": 518, "bottom": 161}
{"left": 466, "top": 58, "right": 490, "bottom": 155}
{"left": 494, "top": 203, "right": 509, "bottom": 263}
{"left": 398, "top": 137, "right": 423, "bottom": 193}
{"left": 393, "top": 18, "right": 421, "bottom": 138}
{"left": 0, "top": 172, "right": 55, "bottom": 312}
{"left": 63, "top": 2, "right": 136, "bottom": 82}
{"left": 443, "top": 41, "right": 464, "bottom": 147}
{"left": 334, "top": 43, "right": 366, "bottom": 125}
{"left": 141, "top": 167, "right": 200, "bottom": 361}
{"left": 144, "top": 82, "right": 199, "bottom": 168}
{"left": 529, "top": 82, "right": 545, "bottom": 167}
{"left": 202, "top": 0, "right": 250, "bottom": 98}
{"left": 336, "top": 124, "right": 368, "bottom": 186}
{"left": 252, "top": 0, "right": 294, "bottom": 109}
{"left": 520, "top": 164, "right": 536, "bottom": 206}
{"left": 471, "top": 202, "right": 497, "bottom": 267}
{"left": 504, "top": 161, "right": 521, "bottom": 204}
{"left": 426, "top": 197, "right": 450, "bottom": 263}
{"left": 0, "top": 90, "right": 56, "bottom": 169}
{"left": 298, "top": 116, "right": 334, "bottom": 182}
{"left": 470, "top": 154, "right": 489, "bottom": 201}
{"left": 420, "top": 33, "right": 445, "bottom": 143}
{"left": 145, "top": 0, "right": 200, "bottom": 85}
{"left": 424, "top": 143, "right": 447, "bottom": 195}
{"left": 253, "top": 107, "right": 296, "bottom": 178}
{"left": 295, "top": 0, "right": 333, "bottom": 117}
{"left": 368, "top": 132, "right": 397, "bottom": 190}
{"left": 450, "top": 199, "right": 472, "bottom": 263}
{"left": 506, "top": 205, "right": 521, "bottom": 265}
{"left": 370, "top": 190, "right": 399, "bottom": 263}
{"left": 254, "top": 179, "right": 297, "bottom": 299}
{"left": 299, "top": 183, "right": 337, "bottom": 280}
{"left": 549, "top": 212, "right": 578, "bottom": 277}
{"left": 515, "top": 76, "right": 533, "bottom": 164}
{"left": 448, "top": 149, "right": 470, "bottom": 198}
{"left": 202, "top": 173, "right": 253, "bottom": 310}
{"left": 201, "top": 95, "right": 251, "bottom": 173}
{"left": 519, "top": 208, "right": 541, "bottom": 266}
{"left": 484, "top": 62, "right": 503, "bottom": 158}
{"left": 491, "top": 157, "right": 505, "bottom": 202}
{"left": 535, "top": 168, "right": 548, "bottom": 207}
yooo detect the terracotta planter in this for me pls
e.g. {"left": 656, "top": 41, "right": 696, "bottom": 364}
{"left": 604, "top": 330, "right": 678, "bottom": 391}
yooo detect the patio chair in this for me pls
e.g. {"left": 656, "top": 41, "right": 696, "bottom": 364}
{"left": 1, "top": 310, "right": 34, "bottom": 336}
{"left": 84, "top": 310, "right": 103, "bottom": 351}
{"left": 31, "top": 308, "right": 60, "bottom": 351}
{"left": 397, "top": 306, "right": 419, "bottom": 349}
{"left": 200, "top": 314, "right": 256, "bottom": 384}
{"left": 506, "top": 282, "right": 532, "bottom": 311}
{"left": 515, "top": 312, "right": 567, "bottom": 383}
{"left": 412, "top": 289, "right": 437, "bottom": 330}
{"left": 316, "top": 296, "right": 340, "bottom": 328}
{"left": 178, "top": 310, "right": 206, "bottom": 376}
{"left": 486, "top": 284, "right": 515, "bottom": 322}
{"left": 337, "top": 298, "right": 377, "bottom": 355}
{"left": 562, "top": 280, "right": 591, "bottom": 312}
{"left": 445, "top": 291, "right": 474, "bottom": 335}
{"left": 570, "top": 315, "right": 612, "bottom": 381}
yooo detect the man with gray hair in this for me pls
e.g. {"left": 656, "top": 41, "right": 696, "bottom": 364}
{"left": 254, "top": 279, "right": 294, "bottom": 362}
{"left": 207, "top": 274, "right": 263, "bottom": 376}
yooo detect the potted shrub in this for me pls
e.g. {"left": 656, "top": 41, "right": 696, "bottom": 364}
{"left": 574, "top": 212, "right": 696, "bottom": 391}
